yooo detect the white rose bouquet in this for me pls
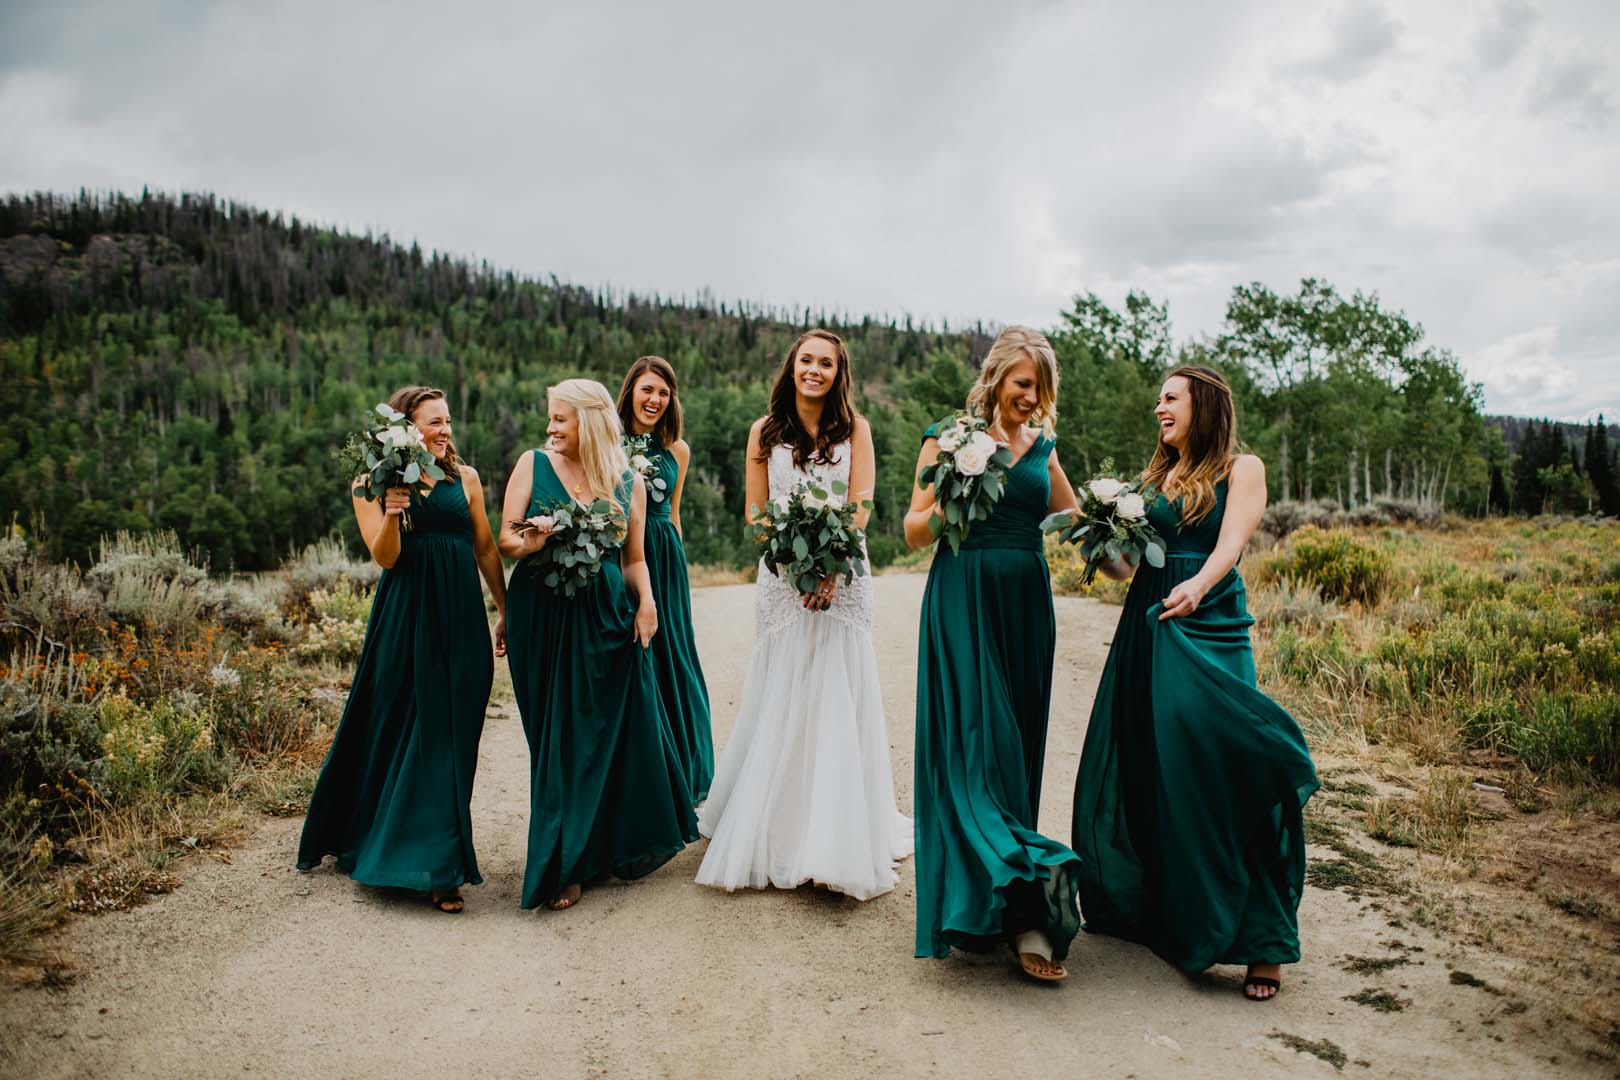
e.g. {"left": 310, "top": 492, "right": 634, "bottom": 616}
{"left": 917, "top": 411, "right": 1017, "bottom": 553}
{"left": 622, "top": 434, "right": 668, "bottom": 504}
{"left": 510, "top": 498, "right": 628, "bottom": 598}
{"left": 336, "top": 402, "right": 447, "bottom": 531}
{"left": 750, "top": 472, "right": 870, "bottom": 599}
{"left": 1041, "top": 457, "right": 1166, "bottom": 586}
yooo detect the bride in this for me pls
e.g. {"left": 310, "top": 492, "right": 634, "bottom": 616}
{"left": 695, "top": 328, "right": 913, "bottom": 900}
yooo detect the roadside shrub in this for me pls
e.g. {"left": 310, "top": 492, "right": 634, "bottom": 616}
{"left": 1266, "top": 526, "right": 1393, "bottom": 606}
{"left": 94, "top": 692, "right": 227, "bottom": 801}
{"left": 1262, "top": 500, "right": 1343, "bottom": 539}
{"left": 281, "top": 538, "right": 379, "bottom": 621}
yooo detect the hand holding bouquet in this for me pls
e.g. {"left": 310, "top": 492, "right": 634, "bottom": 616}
{"left": 751, "top": 473, "right": 870, "bottom": 600}
{"left": 918, "top": 412, "right": 1016, "bottom": 553}
{"left": 623, "top": 434, "right": 668, "bottom": 504}
{"left": 336, "top": 403, "right": 447, "bottom": 530}
{"left": 1041, "top": 458, "right": 1166, "bottom": 586}
{"left": 510, "top": 498, "right": 627, "bottom": 597}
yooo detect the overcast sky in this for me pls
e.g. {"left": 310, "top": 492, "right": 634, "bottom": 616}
{"left": 2, "top": 0, "right": 1616, "bottom": 420}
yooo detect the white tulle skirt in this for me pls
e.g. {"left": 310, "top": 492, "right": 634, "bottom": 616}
{"left": 696, "top": 573, "right": 912, "bottom": 901}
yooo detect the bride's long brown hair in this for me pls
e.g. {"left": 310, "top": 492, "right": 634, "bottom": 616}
{"left": 756, "top": 328, "right": 858, "bottom": 468}
{"left": 1142, "top": 365, "right": 1236, "bottom": 526}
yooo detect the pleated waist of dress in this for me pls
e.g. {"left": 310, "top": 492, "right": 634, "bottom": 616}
{"left": 401, "top": 529, "right": 474, "bottom": 545}
{"left": 950, "top": 530, "right": 1044, "bottom": 553}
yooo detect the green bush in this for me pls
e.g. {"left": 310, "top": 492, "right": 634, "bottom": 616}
{"left": 94, "top": 693, "right": 228, "bottom": 801}
{"left": 1267, "top": 526, "right": 1393, "bottom": 606}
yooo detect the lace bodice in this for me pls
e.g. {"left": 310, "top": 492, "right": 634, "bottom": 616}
{"left": 756, "top": 441, "right": 873, "bottom": 636}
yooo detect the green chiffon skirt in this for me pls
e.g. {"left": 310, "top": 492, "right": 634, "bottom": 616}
{"left": 643, "top": 515, "right": 714, "bottom": 803}
{"left": 296, "top": 532, "right": 492, "bottom": 891}
{"left": 914, "top": 546, "right": 1084, "bottom": 960}
{"left": 507, "top": 554, "right": 698, "bottom": 909}
{"left": 1072, "top": 557, "right": 1319, "bottom": 971}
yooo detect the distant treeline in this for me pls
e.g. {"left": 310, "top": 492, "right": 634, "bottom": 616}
{"left": 0, "top": 190, "right": 1610, "bottom": 571}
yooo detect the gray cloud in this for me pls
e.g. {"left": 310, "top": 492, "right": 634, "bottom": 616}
{"left": 1528, "top": 48, "right": 1614, "bottom": 127}
{"left": 1286, "top": 0, "right": 1402, "bottom": 83}
{"left": 1472, "top": 0, "right": 1539, "bottom": 69}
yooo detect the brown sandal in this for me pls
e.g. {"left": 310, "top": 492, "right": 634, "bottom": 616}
{"left": 432, "top": 892, "right": 464, "bottom": 914}
{"left": 548, "top": 884, "right": 582, "bottom": 911}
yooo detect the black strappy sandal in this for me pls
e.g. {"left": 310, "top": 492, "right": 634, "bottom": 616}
{"left": 1243, "top": 975, "right": 1281, "bottom": 1001}
{"left": 432, "top": 892, "right": 465, "bottom": 914}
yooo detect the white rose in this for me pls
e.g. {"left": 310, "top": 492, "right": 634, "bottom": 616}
{"left": 936, "top": 427, "right": 964, "bottom": 452}
{"left": 1088, "top": 478, "right": 1125, "bottom": 504}
{"left": 968, "top": 431, "right": 998, "bottom": 456}
{"left": 954, "top": 443, "right": 989, "bottom": 476}
{"left": 631, "top": 454, "right": 652, "bottom": 471}
{"left": 1114, "top": 492, "right": 1147, "bottom": 520}
{"left": 406, "top": 425, "right": 426, "bottom": 446}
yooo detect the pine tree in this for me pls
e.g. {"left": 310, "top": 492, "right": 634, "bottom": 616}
{"left": 1586, "top": 418, "right": 1620, "bottom": 517}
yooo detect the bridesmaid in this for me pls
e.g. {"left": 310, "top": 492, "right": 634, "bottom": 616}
{"left": 499, "top": 378, "right": 698, "bottom": 911}
{"left": 905, "top": 327, "right": 1084, "bottom": 982}
{"left": 1070, "top": 365, "right": 1318, "bottom": 1000}
{"left": 615, "top": 356, "right": 714, "bottom": 803}
{"left": 297, "top": 385, "right": 506, "bottom": 914}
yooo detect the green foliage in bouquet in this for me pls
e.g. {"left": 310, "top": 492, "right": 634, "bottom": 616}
{"left": 751, "top": 477, "right": 870, "bottom": 597}
{"left": 512, "top": 499, "right": 627, "bottom": 598}
{"left": 335, "top": 403, "right": 446, "bottom": 530}
{"left": 1042, "top": 457, "right": 1166, "bottom": 586}
{"left": 623, "top": 435, "right": 669, "bottom": 504}
{"left": 918, "top": 411, "right": 1017, "bottom": 553}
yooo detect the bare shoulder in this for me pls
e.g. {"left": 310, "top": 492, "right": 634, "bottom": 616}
{"left": 458, "top": 463, "right": 481, "bottom": 486}
{"left": 1230, "top": 454, "right": 1266, "bottom": 486}
{"left": 853, "top": 415, "right": 873, "bottom": 437}
{"left": 670, "top": 439, "right": 691, "bottom": 462}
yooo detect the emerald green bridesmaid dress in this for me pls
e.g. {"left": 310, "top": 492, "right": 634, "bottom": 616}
{"left": 1071, "top": 480, "right": 1319, "bottom": 972}
{"left": 297, "top": 475, "right": 492, "bottom": 891}
{"left": 641, "top": 440, "right": 714, "bottom": 802}
{"left": 506, "top": 451, "right": 698, "bottom": 909}
{"left": 914, "top": 426, "right": 1084, "bottom": 960}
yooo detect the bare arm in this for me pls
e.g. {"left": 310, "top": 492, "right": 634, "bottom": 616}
{"left": 496, "top": 451, "right": 549, "bottom": 560}
{"left": 903, "top": 438, "right": 943, "bottom": 550}
{"left": 461, "top": 466, "right": 508, "bottom": 657}
{"left": 1046, "top": 446, "right": 1079, "bottom": 517}
{"left": 743, "top": 418, "right": 768, "bottom": 526}
{"left": 1159, "top": 455, "right": 1266, "bottom": 620}
{"left": 847, "top": 418, "right": 876, "bottom": 532}
{"left": 620, "top": 476, "right": 658, "bottom": 647}
{"left": 669, "top": 439, "right": 690, "bottom": 539}
{"left": 353, "top": 485, "right": 410, "bottom": 570}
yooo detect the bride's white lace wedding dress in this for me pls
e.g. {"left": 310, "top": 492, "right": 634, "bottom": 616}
{"left": 695, "top": 440, "right": 913, "bottom": 900}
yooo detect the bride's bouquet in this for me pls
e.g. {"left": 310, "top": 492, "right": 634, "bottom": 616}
{"left": 1041, "top": 458, "right": 1166, "bottom": 586}
{"left": 750, "top": 472, "right": 870, "bottom": 598}
{"left": 336, "top": 402, "right": 447, "bottom": 530}
{"left": 510, "top": 498, "right": 628, "bottom": 597}
{"left": 622, "top": 434, "right": 668, "bottom": 504}
{"left": 917, "top": 412, "right": 1016, "bottom": 553}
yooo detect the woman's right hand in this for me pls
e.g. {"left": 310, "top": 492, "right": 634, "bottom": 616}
{"left": 383, "top": 487, "right": 411, "bottom": 520}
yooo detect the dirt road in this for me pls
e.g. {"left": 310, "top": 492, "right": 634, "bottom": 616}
{"left": 0, "top": 575, "right": 1588, "bottom": 1078}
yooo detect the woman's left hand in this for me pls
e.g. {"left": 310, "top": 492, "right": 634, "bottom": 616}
{"left": 1158, "top": 578, "right": 1210, "bottom": 620}
{"left": 635, "top": 602, "right": 658, "bottom": 647}
{"left": 493, "top": 615, "right": 507, "bottom": 658}
{"left": 802, "top": 574, "right": 839, "bottom": 612}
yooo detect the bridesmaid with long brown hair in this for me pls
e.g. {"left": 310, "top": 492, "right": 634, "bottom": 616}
{"left": 1071, "top": 365, "right": 1318, "bottom": 1000}
{"left": 298, "top": 385, "right": 506, "bottom": 915}
{"left": 615, "top": 356, "right": 713, "bottom": 803}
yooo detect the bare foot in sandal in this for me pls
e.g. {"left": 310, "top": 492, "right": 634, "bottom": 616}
{"left": 1013, "top": 930, "right": 1067, "bottom": 982}
{"left": 548, "top": 883, "right": 582, "bottom": 911}
{"left": 1244, "top": 963, "right": 1282, "bottom": 1001}
{"left": 431, "top": 890, "right": 464, "bottom": 914}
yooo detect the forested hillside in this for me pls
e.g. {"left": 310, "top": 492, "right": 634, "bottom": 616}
{"left": 0, "top": 190, "right": 1606, "bottom": 570}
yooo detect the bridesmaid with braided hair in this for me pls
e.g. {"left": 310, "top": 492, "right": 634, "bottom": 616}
{"left": 1071, "top": 365, "right": 1318, "bottom": 1001}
